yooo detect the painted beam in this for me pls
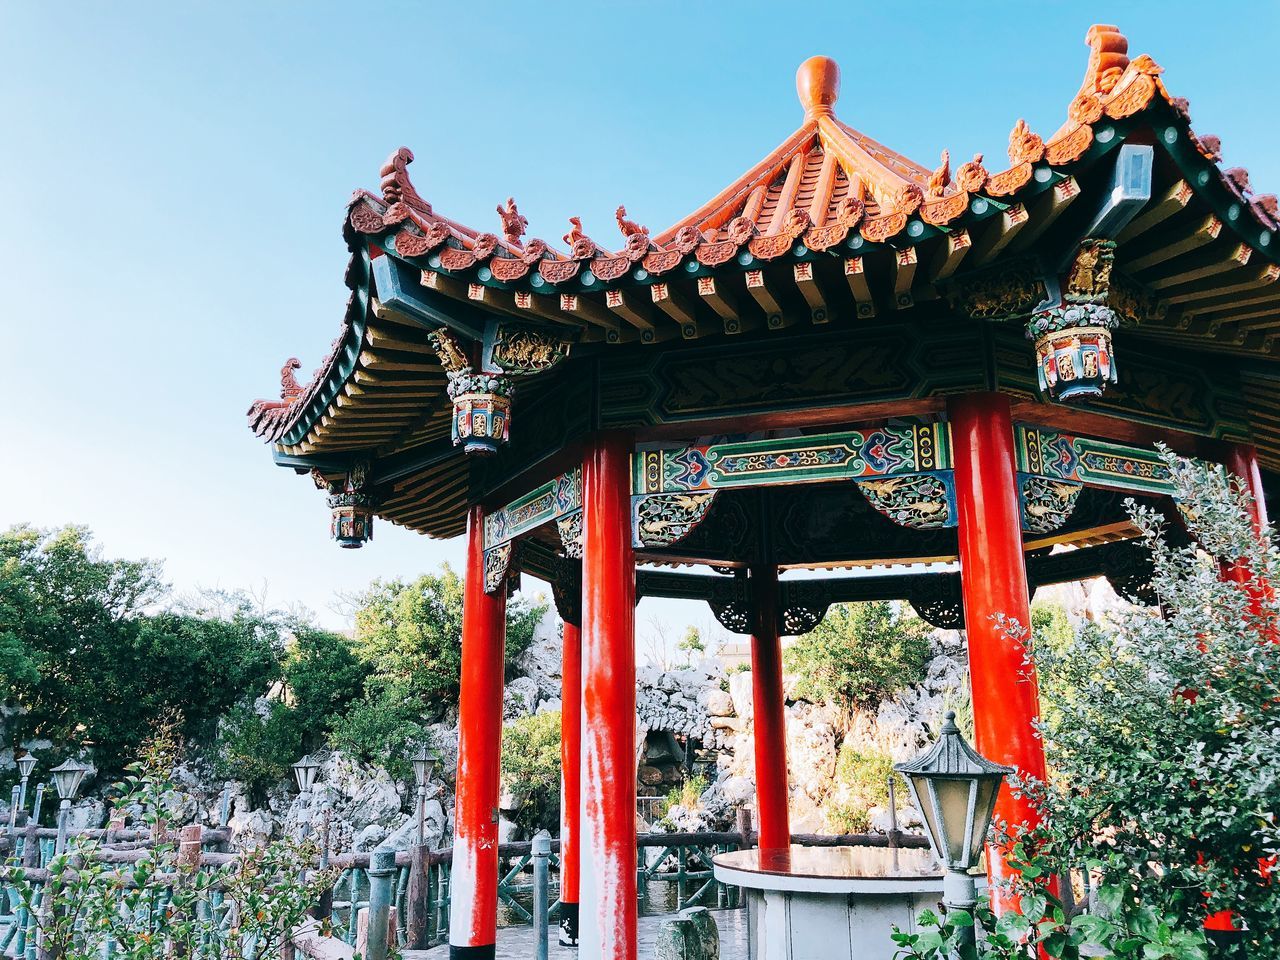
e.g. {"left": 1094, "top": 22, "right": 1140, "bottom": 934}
{"left": 484, "top": 467, "right": 582, "bottom": 550}
{"left": 1014, "top": 424, "right": 1175, "bottom": 496}
{"left": 633, "top": 422, "right": 951, "bottom": 494}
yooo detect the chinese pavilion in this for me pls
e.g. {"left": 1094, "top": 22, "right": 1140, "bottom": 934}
{"left": 248, "top": 25, "right": 1278, "bottom": 960}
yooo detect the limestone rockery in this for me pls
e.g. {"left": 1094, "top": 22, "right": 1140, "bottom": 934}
{"left": 2, "top": 608, "right": 969, "bottom": 850}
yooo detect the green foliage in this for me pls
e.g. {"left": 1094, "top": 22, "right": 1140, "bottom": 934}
{"left": 350, "top": 566, "right": 544, "bottom": 711}
{"left": 1020, "top": 453, "right": 1280, "bottom": 956}
{"left": 676, "top": 625, "right": 705, "bottom": 664}
{"left": 890, "top": 847, "right": 1209, "bottom": 960}
{"left": 212, "top": 701, "right": 303, "bottom": 801}
{"left": 895, "top": 453, "right": 1279, "bottom": 958}
{"left": 826, "top": 746, "right": 899, "bottom": 835}
{"left": 327, "top": 689, "right": 427, "bottom": 784}
{"left": 281, "top": 627, "right": 365, "bottom": 750}
{"left": 786, "top": 601, "right": 933, "bottom": 714}
{"left": 4, "top": 749, "right": 333, "bottom": 960}
{"left": 661, "top": 774, "right": 709, "bottom": 817}
{"left": 1030, "top": 599, "right": 1075, "bottom": 654}
{"left": 1, "top": 525, "right": 282, "bottom": 773}
{"left": 500, "top": 710, "right": 562, "bottom": 835}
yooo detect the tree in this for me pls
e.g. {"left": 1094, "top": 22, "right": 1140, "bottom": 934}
{"left": 1021, "top": 454, "right": 1280, "bottom": 957}
{"left": 330, "top": 567, "right": 545, "bottom": 779}
{"left": 280, "top": 627, "right": 365, "bottom": 750}
{"left": 785, "top": 601, "right": 933, "bottom": 715}
{"left": 676, "top": 625, "right": 705, "bottom": 664}
{"left": 0, "top": 526, "right": 283, "bottom": 773}
{"left": 500, "top": 710, "right": 561, "bottom": 836}
{"left": 349, "top": 566, "right": 543, "bottom": 711}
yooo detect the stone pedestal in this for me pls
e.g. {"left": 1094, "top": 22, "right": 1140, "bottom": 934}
{"left": 713, "top": 846, "right": 953, "bottom": 960}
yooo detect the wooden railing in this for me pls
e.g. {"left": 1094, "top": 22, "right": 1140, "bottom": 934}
{"left": 2, "top": 814, "right": 927, "bottom": 957}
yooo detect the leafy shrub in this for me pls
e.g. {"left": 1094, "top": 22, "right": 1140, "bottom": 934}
{"left": 1021, "top": 453, "right": 1280, "bottom": 955}
{"left": 661, "top": 774, "right": 709, "bottom": 817}
{"left": 6, "top": 753, "right": 332, "bottom": 960}
{"left": 1, "top": 525, "right": 282, "bottom": 774}
{"left": 500, "top": 710, "right": 562, "bottom": 835}
{"left": 350, "top": 567, "right": 545, "bottom": 712}
{"left": 328, "top": 685, "right": 428, "bottom": 784}
{"left": 785, "top": 601, "right": 933, "bottom": 715}
{"left": 281, "top": 627, "right": 365, "bottom": 750}
{"left": 897, "top": 453, "right": 1278, "bottom": 958}
{"left": 212, "top": 701, "right": 303, "bottom": 800}
{"left": 826, "top": 746, "right": 899, "bottom": 835}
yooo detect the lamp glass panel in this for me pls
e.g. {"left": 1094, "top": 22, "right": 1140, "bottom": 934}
{"left": 932, "top": 777, "right": 975, "bottom": 867}
{"left": 17, "top": 755, "right": 36, "bottom": 778}
{"left": 971, "top": 777, "right": 1002, "bottom": 850}
{"left": 53, "top": 764, "right": 86, "bottom": 801}
{"left": 907, "top": 774, "right": 945, "bottom": 862}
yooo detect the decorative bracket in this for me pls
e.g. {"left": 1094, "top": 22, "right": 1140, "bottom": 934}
{"left": 481, "top": 321, "right": 573, "bottom": 376}
{"left": 1018, "top": 474, "right": 1083, "bottom": 534}
{"left": 632, "top": 492, "right": 719, "bottom": 549}
{"left": 854, "top": 471, "right": 957, "bottom": 530}
{"left": 550, "top": 555, "right": 582, "bottom": 626}
{"left": 907, "top": 574, "right": 966, "bottom": 630}
{"left": 555, "top": 510, "right": 583, "bottom": 558}
{"left": 483, "top": 541, "right": 518, "bottom": 596}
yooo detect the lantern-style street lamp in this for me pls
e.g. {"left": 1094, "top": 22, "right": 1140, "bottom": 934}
{"left": 895, "top": 712, "right": 1012, "bottom": 921}
{"left": 16, "top": 753, "right": 36, "bottom": 810}
{"left": 50, "top": 759, "right": 89, "bottom": 855}
{"left": 412, "top": 745, "right": 441, "bottom": 846}
{"left": 292, "top": 755, "right": 320, "bottom": 797}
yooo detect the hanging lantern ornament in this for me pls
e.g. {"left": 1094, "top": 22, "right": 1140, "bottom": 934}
{"left": 448, "top": 370, "right": 513, "bottom": 456}
{"left": 324, "top": 463, "right": 374, "bottom": 549}
{"left": 1027, "top": 302, "right": 1119, "bottom": 401}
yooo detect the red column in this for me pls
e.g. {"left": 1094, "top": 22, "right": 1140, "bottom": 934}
{"left": 558, "top": 619, "right": 582, "bottom": 945}
{"left": 948, "top": 393, "right": 1047, "bottom": 915}
{"left": 449, "top": 505, "right": 506, "bottom": 959}
{"left": 1214, "top": 442, "right": 1274, "bottom": 935}
{"left": 1224, "top": 442, "right": 1269, "bottom": 535}
{"left": 578, "top": 433, "right": 638, "bottom": 960}
{"left": 1221, "top": 442, "right": 1275, "bottom": 625}
{"left": 749, "top": 562, "right": 791, "bottom": 851}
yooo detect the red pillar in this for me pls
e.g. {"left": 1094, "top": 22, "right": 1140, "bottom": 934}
{"left": 948, "top": 393, "right": 1047, "bottom": 915}
{"left": 558, "top": 619, "right": 582, "bottom": 944}
{"left": 749, "top": 562, "right": 791, "bottom": 851}
{"left": 1224, "top": 442, "right": 1269, "bottom": 535}
{"left": 449, "top": 505, "right": 506, "bottom": 960}
{"left": 1221, "top": 442, "right": 1275, "bottom": 626}
{"left": 578, "top": 432, "right": 638, "bottom": 960}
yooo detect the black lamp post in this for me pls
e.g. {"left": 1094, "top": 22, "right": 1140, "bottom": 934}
{"left": 895, "top": 712, "right": 1012, "bottom": 930}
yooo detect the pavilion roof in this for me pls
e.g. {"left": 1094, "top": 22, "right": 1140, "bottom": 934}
{"left": 248, "top": 24, "right": 1280, "bottom": 538}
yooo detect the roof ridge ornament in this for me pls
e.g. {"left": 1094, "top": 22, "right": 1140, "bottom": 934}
{"left": 796, "top": 55, "right": 839, "bottom": 120}
{"left": 379, "top": 147, "right": 431, "bottom": 216}
{"left": 280, "top": 357, "right": 304, "bottom": 401}
{"left": 496, "top": 197, "right": 527, "bottom": 246}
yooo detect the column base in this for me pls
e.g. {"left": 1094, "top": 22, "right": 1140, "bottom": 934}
{"left": 449, "top": 946, "right": 495, "bottom": 959}
{"left": 558, "top": 902, "right": 579, "bottom": 945}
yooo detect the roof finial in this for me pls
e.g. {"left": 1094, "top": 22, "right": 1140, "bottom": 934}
{"left": 796, "top": 56, "right": 840, "bottom": 120}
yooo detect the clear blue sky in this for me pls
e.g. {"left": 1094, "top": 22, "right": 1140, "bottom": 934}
{"left": 2, "top": 3, "right": 1276, "bottom": 633}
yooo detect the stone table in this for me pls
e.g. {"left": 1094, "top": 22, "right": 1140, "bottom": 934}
{"left": 712, "top": 846, "right": 949, "bottom": 960}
